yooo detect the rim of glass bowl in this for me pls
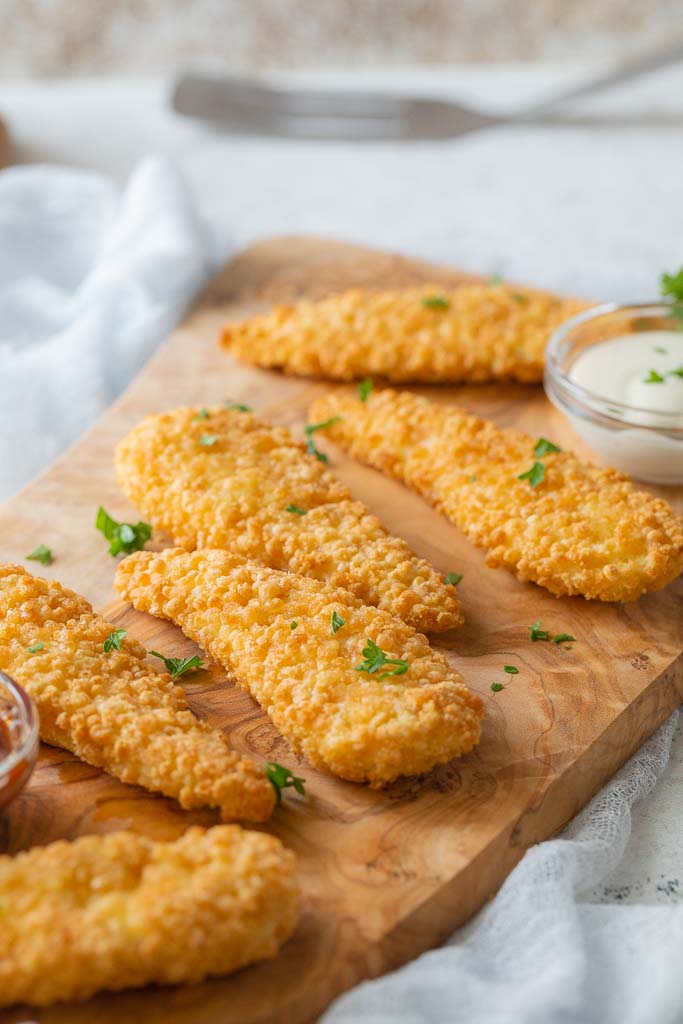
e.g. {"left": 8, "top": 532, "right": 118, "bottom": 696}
{"left": 545, "top": 301, "right": 683, "bottom": 434}
{"left": 0, "top": 671, "right": 39, "bottom": 778}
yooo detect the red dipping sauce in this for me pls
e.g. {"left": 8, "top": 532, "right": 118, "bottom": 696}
{"left": 0, "top": 672, "right": 39, "bottom": 816}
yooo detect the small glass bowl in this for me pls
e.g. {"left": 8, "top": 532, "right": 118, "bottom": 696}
{"left": 544, "top": 302, "right": 683, "bottom": 485}
{"left": 0, "top": 672, "right": 39, "bottom": 816}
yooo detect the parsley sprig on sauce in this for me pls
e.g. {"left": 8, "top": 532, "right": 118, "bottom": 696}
{"left": 265, "top": 762, "right": 306, "bottom": 803}
{"left": 26, "top": 544, "right": 53, "bottom": 566}
{"left": 96, "top": 507, "right": 152, "bottom": 557}
{"left": 149, "top": 651, "right": 205, "bottom": 679}
{"left": 355, "top": 639, "right": 409, "bottom": 679}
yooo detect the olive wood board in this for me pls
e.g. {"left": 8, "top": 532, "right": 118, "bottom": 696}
{"left": 0, "top": 237, "right": 681, "bottom": 1024}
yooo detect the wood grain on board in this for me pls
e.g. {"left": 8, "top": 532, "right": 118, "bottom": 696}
{"left": 0, "top": 237, "right": 681, "bottom": 1024}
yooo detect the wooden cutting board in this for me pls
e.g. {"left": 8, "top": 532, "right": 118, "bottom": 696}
{"left": 0, "top": 237, "right": 681, "bottom": 1024}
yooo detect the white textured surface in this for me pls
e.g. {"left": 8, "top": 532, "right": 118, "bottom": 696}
{"left": 1, "top": 65, "right": 682, "bottom": 1017}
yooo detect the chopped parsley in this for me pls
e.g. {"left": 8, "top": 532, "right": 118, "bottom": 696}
{"left": 643, "top": 369, "right": 665, "bottom": 384}
{"left": 225, "top": 400, "right": 252, "bottom": 412}
{"left": 606, "top": 407, "right": 624, "bottom": 416}
{"left": 149, "top": 651, "right": 205, "bottom": 679}
{"left": 27, "top": 642, "right": 44, "bottom": 654}
{"left": 445, "top": 572, "right": 463, "bottom": 586}
{"left": 355, "top": 638, "right": 409, "bottom": 679}
{"left": 285, "top": 504, "right": 307, "bottom": 515}
{"left": 95, "top": 507, "right": 152, "bottom": 557}
{"left": 306, "top": 437, "right": 328, "bottom": 463}
{"left": 512, "top": 292, "right": 528, "bottom": 303}
{"left": 653, "top": 346, "right": 669, "bottom": 355}
{"left": 503, "top": 665, "right": 519, "bottom": 674}
{"left": 358, "top": 377, "right": 373, "bottom": 402}
{"left": 104, "top": 629, "right": 127, "bottom": 652}
{"left": 517, "top": 461, "right": 546, "bottom": 488}
{"left": 469, "top": 474, "right": 477, "bottom": 482}
{"left": 26, "top": 544, "right": 53, "bottom": 566}
{"left": 305, "top": 416, "right": 341, "bottom": 435}
{"left": 489, "top": 272, "right": 503, "bottom": 286}
{"left": 422, "top": 294, "right": 450, "bottom": 310}
{"left": 265, "top": 761, "right": 306, "bottom": 803}
{"left": 491, "top": 682, "right": 504, "bottom": 692}
{"left": 194, "top": 408, "right": 210, "bottom": 420}
{"left": 304, "top": 417, "right": 341, "bottom": 463}
{"left": 529, "top": 620, "right": 550, "bottom": 642}
{"left": 669, "top": 366, "right": 683, "bottom": 378}
{"left": 533, "top": 438, "right": 561, "bottom": 458}
{"left": 551, "top": 633, "right": 576, "bottom": 645}
{"left": 290, "top": 621, "right": 298, "bottom": 630}
{"left": 199, "top": 434, "right": 217, "bottom": 446}
{"left": 659, "top": 268, "right": 683, "bottom": 327}
{"left": 331, "top": 611, "right": 346, "bottom": 634}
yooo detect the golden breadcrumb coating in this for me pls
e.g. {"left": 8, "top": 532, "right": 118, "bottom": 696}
{"left": 220, "top": 284, "right": 588, "bottom": 384}
{"left": 114, "top": 405, "right": 462, "bottom": 633}
{"left": 309, "top": 390, "right": 683, "bottom": 603}
{"left": 0, "top": 565, "right": 274, "bottom": 821}
{"left": 115, "top": 549, "right": 483, "bottom": 786}
{"left": 0, "top": 825, "right": 299, "bottom": 1007}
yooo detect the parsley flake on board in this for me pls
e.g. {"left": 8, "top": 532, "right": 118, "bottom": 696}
{"left": 225, "top": 400, "right": 252, "bottom": 412}
{"left": 27, "top": 642, "right": 44, "bottom": 654}
{"left": 104, "top": 629, "right": 127, "bottom": 653}
{"left": 491, "top": 682, "right": 504, "bottom": 692}
{"left": 643, "top": 369, "right": 665, "bottom": 384}
{"left": 285, "top": 504, "right": 307, "bottom": 515}
{"left": 149, "top": 651, "right": 205, "bottom": 679}
{"left": 533, "top": 437, "right": 561, "bottom": 457}
{"left": 421, "top": 295, "right": 450, "bottom": 310}
{"left": 26, "top": 544, "right": 53, "bottom": 566}
{"left": 194, "top": 408, "right": 210, "bottom": 420}
{"left": 331, "top": 611, "right": 346, "bottom": 634}
{"left": 265, "top": 762, "right": 306, "bottom": 803}
{"left": 503, "top": 665, "right": 519, "bottom": 674}
{"left": 358, "top": 377, "right": 373, "bottom": 402}
{"left": 517, "top": 461, "right": 546, "bottom": 488}
{"left": 445, "top": 572, "right": 463, "bottom": 586}
{"left": 355, "top": 638, "right": 409, "bottom": 680}
{"left": 95, "top": 507, "right": 152, "bottom": 557}
{"left": 551, "top": 633, "right": 576, "bottom": 645}
{"left": 529, "top": 620, "right": 550, "bottom": 642}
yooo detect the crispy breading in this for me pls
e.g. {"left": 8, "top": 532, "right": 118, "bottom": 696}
{"left": 309, "top": 389, "right": 683, "bottom": 602}
{"left": 0, "top": 825, "right": 299, "bottom": 1007}
{"left": 220, "top": 284, "right": 588, "bottom": 384}
{"left": 115, "top": 549, "right": 483, "bottom": 786}
{"left": 114, "top": 405, "right": 462, "bottom": 633}
{"left": 0, "top": 565, "right": 274, "bottom": 821}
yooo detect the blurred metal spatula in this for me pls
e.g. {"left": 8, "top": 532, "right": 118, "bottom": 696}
{"left": 172, "top": 42, "right": 683, "bottom": 140}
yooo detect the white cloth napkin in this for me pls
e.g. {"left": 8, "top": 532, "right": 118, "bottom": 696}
{"left": 324, "top": 710, "right": 681, "bottom": 1024}
{"left": 0, "top": 156, "right": 214, "bottom": 499}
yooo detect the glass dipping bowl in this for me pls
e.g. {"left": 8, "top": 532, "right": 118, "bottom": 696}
{"left": 544, "top": 302, "right": 683, "bottom": 485}
{"left": 0, "top": 672, "right": 39, "bottom": 816}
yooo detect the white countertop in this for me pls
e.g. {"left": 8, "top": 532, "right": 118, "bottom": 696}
{"left": 2, "top": 65, "right": 682, "bottom": 905}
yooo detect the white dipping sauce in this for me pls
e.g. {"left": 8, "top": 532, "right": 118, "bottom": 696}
{"left": 569, "top": 331, "right": 683, "bottom": 415}
{"left": 562, "top": 330, "right": 683, "bottom": 484}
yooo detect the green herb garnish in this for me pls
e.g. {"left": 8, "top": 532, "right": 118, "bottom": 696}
{"left": 225, "top": 400, "right": 252, "bottom": 412}
{"left": 517, "top": 462, "right": 546, "bottom": 488}
{"left": 503, "top": 665, "right": 519, "bottom": 674}
{"left": 551, "top": 633, "right": 576, "bottom": 645}
{"left": 199, "top": 434, "right": 217, "bottom": 446}
{"left": 27, "top": 642, "right": 44, "bottom": 654}
{"left": 533, "top": 438, "right": 561, "bottom": 457}
{"left": 265, "top": 762, "right": 306, "bottom": 803}
{"left": 95, "top": 507, "right": 152, "bottom": 557}
{"left": 194, "top": 408, "right": 210, "bottom": 420}
{"left": 445, "top": 572, "right": 463, "bottom": 586}
{"left": 606, "top": 407, "right": 624, "bottom": 416}
{"left": 26, "top": 544, "right": 53, "bottom": 566}
{"left": 358, "top": 377, "right": 373, "bottom": 402}
{"left": 285, "top": 504, "right": 307, "bottom": 515}
{"left": 149, "top": 651, "right": 205, "bottom": 679}
{"left": 489, "top": 273, "right": 503, "bottom": 286}
{"left": 305, "top": 417, "right": 341, "bottom": 435}
{"left": 643, "top": 369, "right": 665, "bottom": 384}
{"left": 529, "top": 620, "right": 550, "bottom": 642}
{"left": 422, "top": 295, "right": 450, "bottom": 310}
{"left": 669, "top": 366, "right": 683, "bottom": 378}
{"left": 491, "top": 682, "right": 504, "bottom": 692}
{"left": 331, "top": 611, "right": 346, "bottom": 634}
{"left": 104, "top": 629, "right": 127, "bottom": 652}
{"left": 306, "top": 437, "right": 328, "bottom": 463}
{"left": 653, "top": 346, "right": 669, "bottom": 355}
{"left": 661, "top": 268, "right": 683, "bottom": 301}
{"left": 355, "top": 638, "right": 409, "bottom": 679}
{"left": 290, "top": 621, "right": 298, "bottom": 630}
{"left": 512, "top": 293, "right": 528, "bottom": 303}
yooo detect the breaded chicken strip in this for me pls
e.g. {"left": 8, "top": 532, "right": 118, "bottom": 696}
{"left": 114, "top": 405, "right": 462, "bottom": 633}
{"left": 220, "top": 284, "right": 588, "bottom": 384}
{"left": 0, "top": 565, "right": 274, "bottom": 821}
{"left": 309, "top": 390, "right": 683, "bottom": 602}
{"left": 115, "top": 549, "right": 483, "bottom": 786}
{"left": 0, "top": 825, "right": 299, "bottom": 1007}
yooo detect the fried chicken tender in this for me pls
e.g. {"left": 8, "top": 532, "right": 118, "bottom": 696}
{"left": 0, "top": 825, "right": 299, "bottom": 1007}
{"left": 309, "top": 390, "right": 683, "bottom": 602}
{"left": 0, "top": 565, "right": 275, "bottom": 821}
{"left": 115, "top": 549, "right": 483, "bottom": 786}
{"left": 220, "top": 284, "right": 588, "bottom": 384}
{"left": 114, "top": 405, "right": 462, "bottom": 633}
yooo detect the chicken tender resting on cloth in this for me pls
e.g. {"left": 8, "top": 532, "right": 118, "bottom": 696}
{"left": 114, "top": 405, "right": 462, "bottom": 633}
{"left": 220, "top": 284, "right": 588, "bottom": 384}
{"left": 309, "top": 390, "right": 683, "bottom": 603}
{"left": 0, "top": 565, "right": 274, "bottom": 821}
{"left": 0, "top": 825, "right": 299, "bottom": 1007}
{"left": 115, "top": 549, "right": 483, "bottom": 786}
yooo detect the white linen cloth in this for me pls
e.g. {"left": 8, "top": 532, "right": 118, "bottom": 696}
{"left": 0, "top": 156, "right": 213, "bottom": 499}
{"left": 324, "top": 711, "right": 681, "bottom": 1024}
